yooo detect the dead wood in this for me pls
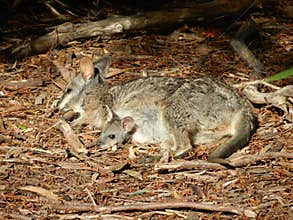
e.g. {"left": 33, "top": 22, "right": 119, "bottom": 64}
{"left": 10, "top": 0, "right": 257, "bottom": 59}
{"left": 154, "top": 160, "right": 226, "bottom": 173}
{"left": 234, "top": 79, "right": 293, "bottom": 122}
{"left": 230, "top": 21, "right": 264, "bottom": 78}
{"left": 0, "top": 116, "right": 5, "bottom": 131}
{"left": 56, "top": 119, "right": 88, "bottom": 154}
{"left": 243, "top": 84, "right": 293, "bottom": 122}
{"left": 228, "top": 152, "right": 293, "bottom": 167}
{"left": 0, "top": 79, "right": 44, "bottom": 88}
{"left": 155, "top": 152, "right": 293, "bottom": 171}
{"left": 48, "top": 201, "right": 256, "bottom": 217}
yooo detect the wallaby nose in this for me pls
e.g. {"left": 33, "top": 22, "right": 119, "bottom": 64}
{"left": 56, "top": 97, "right": 66, "bottom": 110}
{"left": 73, "top": 112, "right": 80, "bottom": 119}
{"left": 62, "top": 109, "right": 77, "bottom": 122}
{"left": 56, "top": 99, "right": 61, "bottom": 108}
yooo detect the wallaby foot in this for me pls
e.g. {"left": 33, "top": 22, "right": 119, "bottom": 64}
{"left": 159, "top": 129, "right": 193, "bottom": 161}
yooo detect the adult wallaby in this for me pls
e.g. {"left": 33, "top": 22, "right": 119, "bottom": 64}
{"left": 58, "top": 56, "right": 256, "bottom": 162}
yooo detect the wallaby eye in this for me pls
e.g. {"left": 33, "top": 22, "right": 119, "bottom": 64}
{"left": 66, "top": 88, "right": 72, "bottom": 94}
{"left": 108, "top": 134, "right": 115, "bottom": 140}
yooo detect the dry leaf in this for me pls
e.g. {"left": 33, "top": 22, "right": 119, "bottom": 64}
{"left": 19, "top": 185, "right": 60, "bottom": 201}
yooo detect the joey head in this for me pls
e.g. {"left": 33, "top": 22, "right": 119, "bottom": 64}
{"left": 97, "top": 106, "right": 136, "bottom": 147}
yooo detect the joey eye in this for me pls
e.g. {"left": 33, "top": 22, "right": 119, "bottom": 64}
{"left": 66, "top": 88, "right": 72, "bottom": 94}
{"left": 108, "top": 134, "right": 115, "bottom": 140}
{"left": 94, "top": 68, "right": 100, "bottom": 75}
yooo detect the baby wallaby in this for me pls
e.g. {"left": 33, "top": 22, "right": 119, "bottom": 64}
{"left": 58, "top": 56, "right": 256, "bottom": 162}
{"left": 97, "top": 105, "right": 137, "bottom": 147}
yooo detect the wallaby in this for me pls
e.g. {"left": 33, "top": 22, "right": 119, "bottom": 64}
{"left": 58, "top": 56, "right": 256, "bottom": 162}
{"left": 57, "top": 56, "right": 111, "bottom": 110}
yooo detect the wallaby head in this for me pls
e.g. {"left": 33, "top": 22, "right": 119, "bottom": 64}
{"left": 57, "top": 56, "right": 112, "bottom": 111}
{"left": 97, "top": 106, "right": 136, "bottom": 147}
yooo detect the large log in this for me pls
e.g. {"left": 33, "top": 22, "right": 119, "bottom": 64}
{"left": 10, "top": 0, "right": 257, "bottom": 59}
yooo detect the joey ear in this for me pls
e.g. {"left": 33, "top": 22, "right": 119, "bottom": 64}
{"left": 80, "top": 56, "right": 94, "bottom": 80}
{"left": 121, "top": 117, "right": 135, "bottom": 133}
{"left": 94, "top": 56, "right": 112, "bottom": 79}
{"left": 105, "top": 105, "right": 117, "bottom": 122}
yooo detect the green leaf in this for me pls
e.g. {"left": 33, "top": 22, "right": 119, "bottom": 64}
{"left": 18, "top": 123, "right": 27, "bottom": 131}
{"left": 128, "top": 189, "right": 147, "bottom": 196}
{"left": 264, "top": 68, "right": 293, "bottom": 82}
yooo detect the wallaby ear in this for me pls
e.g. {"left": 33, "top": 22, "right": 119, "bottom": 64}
{"left": 80, "top": 56, "right": 94, "bottom": 80}
{"left": 94, "top": 56, "right": 112, "bottom": 79}
{"left": 105, "top": 105, "right": 114, "bottom": 122}
{"left": 121, "top": 117, "right": 135, "bottom": 133}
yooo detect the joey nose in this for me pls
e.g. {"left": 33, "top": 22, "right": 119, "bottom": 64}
{"left": 96, "top": 139, "right": 103, "bottom": 147}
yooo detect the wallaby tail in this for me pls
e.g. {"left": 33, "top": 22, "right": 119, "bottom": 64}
{"left": 208, "top": 109, "right": 256, "bottom": 160}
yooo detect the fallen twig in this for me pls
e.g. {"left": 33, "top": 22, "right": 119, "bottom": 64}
{"left": 233, "top": 79, "right": 280, "bottom": 89}
{"left": 48, "top": 201, "right": 256, "bottom": 217}
{"left": 230, "top": 21, "right": 264, "bottom": 78}
{"left": 56, "top": 119, "right": 88, "bottom": 154}
{"left": 228, "top": 152, "right": 293, "bottom": 167}
{"left": 0, "top": 79, "right": 44, "bottom": 88}
{"left": 51, "top": 59, "right": 75, "bottom": 84}
{"left": 243, "top": 84, "right": 293, "bottom": 122}
{"left": 234, "top": 79, "right": 293, "bottom": 122}
{"left": 154, "top": 160, "right": 226, "bottom": 173}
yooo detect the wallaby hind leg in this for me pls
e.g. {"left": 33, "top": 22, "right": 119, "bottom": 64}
{"left": 208, "top": 109, "right": 255, "bottom": 163}
{"left": 160, "top": 126, "right": 195, "bottom": 162}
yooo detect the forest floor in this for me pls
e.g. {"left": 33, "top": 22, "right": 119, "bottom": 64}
{"left": 0, "top": 1, "right": 292, "bottom": 219}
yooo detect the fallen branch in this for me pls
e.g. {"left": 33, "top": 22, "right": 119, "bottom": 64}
{"left": 11, "top": 0, "right": 257, "bottom": 59}
{"left": 230, "top": 21, "right": 264, "bottom": 77}
{"left": 154, "top": 160, "right": 226, "bottom": 173}
{"left": 48, "top": 201, "right": 256, "bottom": 217}
{"left": 154, "top": 152, "right": 293, "bottom": 171}
{"left": 243, "top": 84, "right": 293, "bottom": 122}
{"left": 228, "top": 152, "right": 293, "bottom": 167}
{"left": 233, "top": 79, "right": 280, "bottom": 89}
{"left": 233, "top": 79, "right": 293, "bottom": 122}
{"left": 230, "top": 20, "right": 293, "bottom": 121}
{"left": 56, "top": 119, "right": 88, "bottom": 154}
{"left": 0, "top": 79, "right": 44, "bottom": 88}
